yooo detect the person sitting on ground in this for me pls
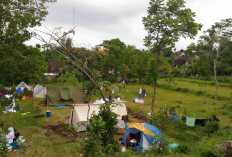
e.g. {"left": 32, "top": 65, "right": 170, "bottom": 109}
{"left": 142, "top": 89, "right": 146, "bottom": 97}
{"left": 13, "top": 130, "right": 20, "bottom": 142}
{"left": 5, "top": 127, "right": 14, "bottom": 145}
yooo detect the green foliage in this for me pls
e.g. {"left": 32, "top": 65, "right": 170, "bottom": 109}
{"left": 82, "top": 103, "right": 119, "bottom": 156}
{"left": 0, "top": 0, "right": 56, "bottom": 85}
{"left": 204, "top": 122, "right": 220, "bottom": 134}
{"left": 0, "top": 129, "right": 8, "bottom": 156}
{"left": 175, "top": 143, "right": 190, "bottom": 154}
{"left": 103, "top": 38, "right": 126, "bottom": 50}
{"left": 57, "top": 72, "right": 79, "bottom": 86}
{"left": 65, "top": 126, "right": 75, "bottom": 133}
{"left": 152, "top": 104, "right": 175, "bottom": 131}
{"left": 100, "top": 45, "right": 123, "bottom": 83}
{"left": 197, "top": 55, "right": 212, "bottom": 79}
{"left": 131, "top": 51, "right": 151, "bottom": 85}
{"left": 143, "top": 0, "right": 202, "bottom": 50}
{"left": 201, "top": 148, "right": 219, "bottom": 157}
{"left": 146, "top": 56, "right": 160, "bottom": 84}
{"left": 148, "top": 136, "right": 169, "bottom": 155}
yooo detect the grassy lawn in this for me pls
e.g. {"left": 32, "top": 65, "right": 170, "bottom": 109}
{"left": 0, "top": 81, "right": 232, "bottom": 156}
{"left": 157, "top": 78, "right": 232, "bottom": 101}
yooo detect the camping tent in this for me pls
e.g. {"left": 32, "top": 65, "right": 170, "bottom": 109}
{"left": 16, "top": 82, "right": 31, "bottom": 90}
{"left": 34, "top": 85, "right": 47, "bottom": 98}
{"left": 46, "top": 86, "right": 84, "bottom": 106}
{"left": 122, "top": 123, "right": 165, "bottom": 152}
{"left": 70, "top": 101, "right": 128, "bottom": 132}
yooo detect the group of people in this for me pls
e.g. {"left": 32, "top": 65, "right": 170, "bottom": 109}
{"left": 4, "top": 127, "right": 23, "bottom": 152}
{"left": 139, "top": 88, "right": 146, "bottom": 98}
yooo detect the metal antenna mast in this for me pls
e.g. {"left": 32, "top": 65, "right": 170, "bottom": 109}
{"left": 73, "top": 6, "right": 75, "bottom": 27}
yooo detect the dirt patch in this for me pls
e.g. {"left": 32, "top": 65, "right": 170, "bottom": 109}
{"left": 127, "top": 107, "right": 132, "bottom": 114}
{"left": 129, "top": 116, "right": 146, "bottom": 123}
{"left": 43, "top": 122, "right": 78, "bottom": 142}
{"left": 37, "top": 101, "right": 46, "bottom": 107}
{"left": 116, "top": 129, "right": 126, "bottom": 135}
{"left": 33, "top": 115, "right": 44, "bottom": 119}
{"left": 134, "top": 111, "right": 147, "bottom": 120}
{"left": 45, "top": 130, "right": 53, "bottom": 136}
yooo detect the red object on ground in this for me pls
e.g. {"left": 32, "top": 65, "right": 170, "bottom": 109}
{"left": 27, "top": 95, "right": 33, "bottom": 98}
{"left": 126, "top": 134, "right": 130, "bottom": 142}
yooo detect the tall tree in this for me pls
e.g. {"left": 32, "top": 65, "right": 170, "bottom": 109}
{"left": 132, "top": 51, "right": 151, "bottom": 89}
{"left": 199, "top": 18, "right": 232, "bottom": 104}
{"left": 142, "top": 0, "right": 202, "bottom": 124}
{"left": 197, "top": 54, "right": 212, "bottom": 103}
{"left": 100, "top": 45, "right": 123, "bottom": 83}
{"left": 103, "top": 38, "right": 126, "bottom": 50}
{"left": 0, "top": 0, "right": 56, "bottom": 85}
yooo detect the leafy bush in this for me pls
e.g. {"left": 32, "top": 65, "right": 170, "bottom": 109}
{"left": 205, "top": 122, "right": 220, "bottom": 134}
{"left": 175, "top": 143, "right": 190, "bottom": 154}
{"left": 0, "top": 129, "right": 8, "bottom": 156}
{"left": 148, "top": 137, "right": 169, "bottom": 155}
{"left": 82, "top": 103, "right": 119, "bottom": 156}
{"left": 201, "top": 148, "right": 219, "bottom": 157}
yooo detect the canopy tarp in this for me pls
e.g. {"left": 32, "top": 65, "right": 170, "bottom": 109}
{"left": 47, "top": 86, "right": 84, "bottom": 106}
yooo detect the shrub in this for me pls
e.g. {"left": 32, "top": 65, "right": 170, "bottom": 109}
{"left": 201, "top": 148, "right": 219, "bottom": 157}
{"left": 0, "top": 129, "right": 8, "bottom": 156}
{"left": 205, "top": 122, "right": 220, "bottom": 134}
{"left": 148, "top": 137, "right": 169, "bottom": 155}
{"left": 221, "top": 111, "right": 229, "bottom": 115}
{"left": 175, "top": 143, "right": 190, "bottom": 154}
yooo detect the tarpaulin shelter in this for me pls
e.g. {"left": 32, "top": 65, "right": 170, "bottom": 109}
{"left": 34, "top": 85, "right": 47, "bottom": 98}
{"left": 122, "top": 123, "right": 164, "bottom": 152}
{"left": 70, "top": 101, "right": 128, "bottom": 132}
{"left": 16, "top": 82, "right": 31, "bottom": 91}
{"left": 46, "top": 86, "right": 84, "bottom": 106}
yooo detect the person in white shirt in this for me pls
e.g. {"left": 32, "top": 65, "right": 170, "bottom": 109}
{"left": 5, "top": 127, "right": 14, "bottom": 144}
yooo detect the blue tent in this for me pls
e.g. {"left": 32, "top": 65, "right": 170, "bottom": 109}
{"left": 122, "top": 123, "right": 165, "bottom": 152}
{"left": 16, "top": 88, "right": 21, "bottom": 93}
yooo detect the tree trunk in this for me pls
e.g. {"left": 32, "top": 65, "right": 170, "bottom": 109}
{"left": 142, "top": 77, "right": 145, "bottom": 90}
{"left": 204, "top": 78, "right": 206, "bottom": 104}
{"left": 214, "top": 60, "right": 218, "bottom": 104}
{"left": 150, "top": 54, "right": 160, "bottom": 125}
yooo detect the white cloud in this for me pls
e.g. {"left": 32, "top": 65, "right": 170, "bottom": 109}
{"left": 26, "top": 0, "right": 232, "bottom": 51}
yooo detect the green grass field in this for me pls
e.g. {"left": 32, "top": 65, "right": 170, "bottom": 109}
{"left": 0, "top": 79, "right": 232, "bottom": 156}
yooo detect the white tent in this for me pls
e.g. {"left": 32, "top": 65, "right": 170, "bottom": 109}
{"left": 34, "top": 85, "right": 47, "bottom": 98}
{"left": 16, "top": 82, "right": 31, "bottom": 90}
{"left": 70, "top": 101, "right": 128, "bottom": 132}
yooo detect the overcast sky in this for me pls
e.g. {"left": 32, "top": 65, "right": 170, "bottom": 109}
{"left": 26, "top": 0, "right": 232, "bottom": 51}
